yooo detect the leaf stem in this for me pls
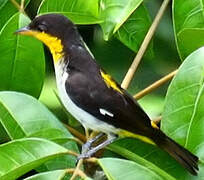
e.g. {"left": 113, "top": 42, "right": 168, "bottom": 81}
{"left": 64, "top": 124, "right": 86, "bottom": 143}
{"left": 70, "top": 159, "right": 84, "bottom": 180}
{"left": 66, "top": 168, "right": 87, "bottom": 179}
{"left": 10, "top": 0, "right": 26, "bottom": 14}
{"left": 121, "top": 0, "right": 171, "bottom": 89}
{"left": 134, "top": 69, "right": 178, "bottom": 99}
{"left": 20, "top": 0, "right": 25, "bottom": 11}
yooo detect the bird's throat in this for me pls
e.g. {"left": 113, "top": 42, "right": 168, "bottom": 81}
{"left": 22, "top": 30, "right": 64, "bottom": 63}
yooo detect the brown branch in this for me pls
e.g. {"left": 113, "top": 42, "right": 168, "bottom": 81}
{"left": 20, "top": 0, "right": 25, "bottom": 11}
{"left": 10, "top": 0, "right": 26, "bottom": 13}
{"left": 64, "top": 124, "right": 86, "bottom": 143}
{"left": 67, "top": 168, "right": 87, "bottom": 179}
{"left": 134, "top": 69, "right": 178, "bottom": 100}
{"left": 66, "top": 150, "right": 79, "bottom": 157}
{"left": 70, "top": 159, "right": 84, "bottom": 180}
{"left": 121, "top": 0, "right": 171, "bottom": 89}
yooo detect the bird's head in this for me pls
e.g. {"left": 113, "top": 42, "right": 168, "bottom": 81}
{"left": 15, "top": 14, "right": 78, "bottom": 63}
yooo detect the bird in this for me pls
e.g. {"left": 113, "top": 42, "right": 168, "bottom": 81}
{"left": 16, "top": 14, "right": 199, "bottom": 175}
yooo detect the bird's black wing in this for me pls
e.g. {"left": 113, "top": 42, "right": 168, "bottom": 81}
{"left": 65, "top": 65, "right": 153, "bottom": 137}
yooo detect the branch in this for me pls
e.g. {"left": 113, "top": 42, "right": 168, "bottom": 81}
{"left": 70, "top": 159, "right": 84, "bottom": 180}
{"left": 134, "top": 69, "right": 178, "bottom": 99}
{"left": 67, "top": 168, "right": 87, "bottom": 179}
{"left": 64, "top": 124, "right": 86, "bottom": 143}
{"left": 10, "top": 0, "right": 26, "bottom": 14}
{"left": 121, "top": 0, "right": 171, "bottom": 89}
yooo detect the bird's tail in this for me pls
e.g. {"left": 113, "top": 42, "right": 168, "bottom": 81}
{"left": 151, "top": 129, "right": 199, "bottom": 175}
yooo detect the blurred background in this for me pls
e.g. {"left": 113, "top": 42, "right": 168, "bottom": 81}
{"left": 27, "top": 0, "right": 180, "bottom": 124}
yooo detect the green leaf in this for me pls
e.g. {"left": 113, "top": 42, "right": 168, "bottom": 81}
{"left": 38, "top": 0, "right": 101, "bottom": 24}
{"left": 173, "top": 0, "right": 204, "bottom": 60}
{"left": 160, "top": 47, "right": 204, "bottom": 178}
{"left": 0, "top": 0, "right": 30, "bottom": 30}
{"left": 0, "top": 91, "right": 72, "bottom": 142}
{"left": 0, "top": 13, "right": 45, "bottom": 98}
{"left": 99, "top": 0, "right": 143, "bottom": 40}
{"left": 98, "top": 157, "right": 175, "bottom": 180}
{"left": 115, "top": 4, "right": 153, "bottom": 55}
{"left": 0, "top": 138, "right": 68, "bottom": 180}
{"left": 108, "top": 142, "right": 176, "bottom": 180}
{"left": 23, "top": 169, "right": 67, "bottom": 180}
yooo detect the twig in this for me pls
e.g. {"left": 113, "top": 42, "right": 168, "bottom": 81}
{"left": 133, "top": 69, "right": 178, "bottom": 99}
{"left": 10, "top": 0, "right": 21, "bottom": 10}
{"left": 64, "top": 124, "right": 86, "bottom": 143}
{"left": 70, "top": 159, "right": 84, "bottom": 180}
{"left": 67, "top": 168, "right": 87, "bottom": 179}
{"left": 121, "top": 0, "right": 171, "bottom": 89}
{"left": 66, "top": 150, "right": 79, "bottom": 157}
{"left": 10, "top": 0, "right": 26, "bottom": 13}
{"left": 20, "top": 0, "right": 25, "bottom": 11}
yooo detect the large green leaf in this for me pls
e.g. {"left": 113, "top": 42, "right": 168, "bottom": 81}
{"left": 107, "top": 143, "right": 176, "bottom": 180}
{"left": 115, "top": 4, "right": 152, "bottom": 54}
{"left": 0, "top": 0, "right": 30, "bottom": 30}
{"left": 0, "top": 13, "right": 45, "bottom": 98}
{"left": 0, "top": 138, "right": 68, "bottom": 180}
{"left": 98, "top": 157, "right": 175, "bottom": 180}
{"left": 0, "top": 91, "right": 72, "bottom": 142}
{"left": 38, "top": 0, "right": 101, "bottom": 24}
{"left": 173, "top": 0, "right": 204, "bottom": 60}
{"left": 160, "top": 47, "right": 204, "bottom": 178}
{"left": 99, "top": 0, "right": 143, "bottom": 40}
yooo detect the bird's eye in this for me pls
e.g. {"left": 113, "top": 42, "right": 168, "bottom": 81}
{"left": 37, "top": 24, "right": 47, "bottom": 32}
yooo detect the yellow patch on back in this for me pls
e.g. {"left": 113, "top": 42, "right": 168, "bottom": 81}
{"left": 119, "top": 130, "right": 155, "bottom": 145}
{"left": 151, "top": 121, "right": 159, "bottom": 129}
{"left": 19, "top": 30, "right": 64, "bottom": 62}
{"left": 101, "top": 71, "right": 123, "bottom": 94}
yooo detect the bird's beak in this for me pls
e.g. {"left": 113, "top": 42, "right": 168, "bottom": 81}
{"left": 15, "top": 26, "right": 33, "bottom": 36}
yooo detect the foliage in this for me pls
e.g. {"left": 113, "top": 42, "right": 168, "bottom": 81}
{"left": 0, "top": 0, "right": 203, "bottom": 179}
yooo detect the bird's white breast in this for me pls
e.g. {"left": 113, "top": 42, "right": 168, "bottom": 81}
{"left": 54, "top": 60, "right": 117, "bottom": 134}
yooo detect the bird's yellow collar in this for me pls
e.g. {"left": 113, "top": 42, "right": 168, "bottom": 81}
{"left": 18, "top": 30, "right": 64, "bottom": 63}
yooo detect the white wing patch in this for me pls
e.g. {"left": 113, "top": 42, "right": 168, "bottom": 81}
{"left": 99, "top": 108, "right": 114, "bottom": 117}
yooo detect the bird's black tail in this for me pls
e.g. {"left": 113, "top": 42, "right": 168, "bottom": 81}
{"left": 151, "top": 130, "right": 199, "bottom": 175}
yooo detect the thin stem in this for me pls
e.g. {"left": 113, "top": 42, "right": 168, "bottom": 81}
{"left": 66, "top": 168, "right": 87, "bottom": 179}
{"left": 64, "top": 124, "right": 86, "bottom": 143}
{"left": 20, "top": 0, "right": 25, "bottom": 11}
{"left": 10, "top": 0, "right": 26, "bottom": 14}
{"left": 121, "top": 0, "right": 171, "bottom": 89}
{"left": 10, "top": 0, "right": 21, "bottom": 10}
{"left": 70, "top": 159, "right": 84, "bottom": 180}
{"left": 66, "top": 150, "right": 79, "bottom": 157}
{"left": 134, "top": 69, "right": 178, "bottom": 99}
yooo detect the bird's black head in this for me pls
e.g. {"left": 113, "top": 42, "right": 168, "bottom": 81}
{"left": 28, "top": 14, "right": 75, "bottom": 39}
{"left": 16, "top": 14, "right": 81, "bottom": 63}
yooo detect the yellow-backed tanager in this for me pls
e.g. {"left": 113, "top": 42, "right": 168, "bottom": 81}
{"left": 16, "top": 14, "right": 199, "bottom": 175}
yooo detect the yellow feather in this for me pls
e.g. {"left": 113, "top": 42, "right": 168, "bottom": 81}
{"left": 101, "top": 71, "right": 123, "bottom": 94}
{"left": 118, "top": 130, "right": 155, "bottom": 145}
{"left": 20, "top": 30, "right": 64, "bottom": 62}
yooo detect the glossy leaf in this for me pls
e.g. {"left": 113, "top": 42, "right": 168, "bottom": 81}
{"left": 108, "top": 142, "right": 176, "bottom": 180}
{"left": 115, "top": 4, "right": 152, "bottom": 54}
{"left": 38, "top": 0, "right": 101, "bottom": 24}
{"left": 99, "top": 0, "right": 143, "bottom": 40}
{"left": 160, "top": 47, "right": 204, "bottom": 178}
{"left": 173, "top": 0, "right": 204, "bottom": 60}
{"left": 0, "top": 13, "right": 45, "bottom": 98}
{"left": 98, "top": 157, "right": 175, "bottom": 180}
{"left": 0, "top": 138, "right": 68, "bottom": 180}
{"left": 23, "top": 170, "right": 67, "bottom": 180}
{"left": 0, "top": 91, "right": 72, "bottom": 142}
{"left": 0, "top": 0, "right": 30, "bottom": 30}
